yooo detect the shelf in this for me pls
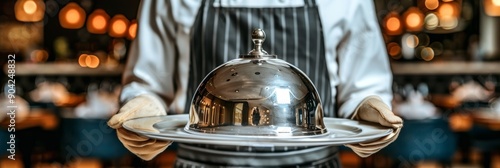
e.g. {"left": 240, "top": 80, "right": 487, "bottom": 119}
{"left": 5, "top": 63, "right": 125, "bottom": 76}
{"left": 391, "top": 61, "right": 500, "bottom": 75}
{"left": 7, "top": 61, "right": 500, "bottom": 76}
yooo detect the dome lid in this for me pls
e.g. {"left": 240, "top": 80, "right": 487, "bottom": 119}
{"left": 186, "top": 29, "right": 327, "bottom": 138}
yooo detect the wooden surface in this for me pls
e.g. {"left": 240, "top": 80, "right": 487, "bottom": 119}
{"left": 0, "top": 108, "right": 58, "bottom": 130}
{"left": 391, "top": 61, "right": 500, "bottom": 75}
{"left": 5, "top": 63, "right": 124, "bottom": 76}
{"left": 7, "top": 61, "right": 500, "bottom": 76}
{"left": 471, "top": 111, "right": 500, "bottom": 131}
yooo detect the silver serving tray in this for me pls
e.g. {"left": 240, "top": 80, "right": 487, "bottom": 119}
{"left": 123, "top": 114, "right": 392, "bottom": 147}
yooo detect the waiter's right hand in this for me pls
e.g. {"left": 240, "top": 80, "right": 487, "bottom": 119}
{"left": 107, "top": 94, "right": 171, "bottom": 161}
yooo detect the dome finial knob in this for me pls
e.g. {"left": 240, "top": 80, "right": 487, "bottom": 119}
{"left": 252, "top": 29, "right": 266, "bottom": 44}
{"left": 248, "top": 29, "right": 268, "bottom": 56}
{"left": 240, "top": 28, "right": 276, "bottom": 59}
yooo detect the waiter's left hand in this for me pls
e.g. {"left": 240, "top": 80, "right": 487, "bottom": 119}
{"left": 346, "top": 95, "right": 403, "bottom": 158}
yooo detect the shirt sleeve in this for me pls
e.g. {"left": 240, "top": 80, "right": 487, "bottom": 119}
{"left": 336, "top": 0, "right": 393, "bottom": 118}
{"left": 120, "top": 0, "right": 178, "bottom": 109}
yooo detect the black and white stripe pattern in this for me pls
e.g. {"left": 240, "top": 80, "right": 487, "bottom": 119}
{"left": 188, "top": 0, "right": 335, "bottom": 117}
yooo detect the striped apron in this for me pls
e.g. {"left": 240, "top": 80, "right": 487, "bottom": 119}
{"left": 178, "top": 0, "right": 340, "bottom": 167}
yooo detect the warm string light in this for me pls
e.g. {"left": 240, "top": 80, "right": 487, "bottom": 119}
{"left": 387, "top": 17, "right": 401, "bottom": 31}
{"left": 387, "top": 42, "right": 401, "bottom": 59}
{"left": 384, "top": 12, "right": 402, "bottom": 35}
{"left": 403, "top": 7, "right": 424, "bottom": 32}
{"left": 66, "top": 9, "right": 81, "bottom": 24}
{"left": 23, "top": 1, "right": 37, "bottom": 14}
{"left": 407, "top": 13, "right": 421, "bottom": 27}
{"left": 485, "top": 0, "right": 500, "bottom": 16}
{"left": 109, "top": 14, "right": 129, "bottom": 38}
{"left": 15, "top": 0, "right": 45, "bottom": 22}
{"left": 113, "top": 21, "right": 126, "bottom": 34}
{"left": 494, "top": 0, "right": 500, "bottom": 6}
{"left": 87, "top": 9, "right": 110, "bottom": 34}
{"left": 93, "top": 16, "right": 107, "bottom": 30}
{"left": 437, "top": 2, "right": 460, "bottom": 29}
{"left": 78, "top": 54, "right": 100, "bottom": 68}
{"left": 59, "top": 2, "right": 86, "bottom": 29}
{"left": 86, "top": 55, "right": 100, "bottom": 68}
{"left": 438, "top": 3, "right": 458, "bottom": 18}
{"left": 425, "top": 0, "right": 439, "bottom": 10}
{"left": 30, "top": 49, "right": 49, "bottom": 63}
{"left": 78, "top": 54, "right": 87, "bottom": 67}
{"left": 127, "top": 20, "right": 138, "bottom": 40}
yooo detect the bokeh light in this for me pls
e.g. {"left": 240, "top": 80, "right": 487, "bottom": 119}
{"left": 54, "top": 37, "right": 70, "bottom": 58}
{"left": 127, "top": 20, "right": 137, "bottom": 40}
{"left": 387, "top": 42, "right": 401, "bottom": 59}
{"left": 425, "top": 0, "right": 439, "bottom": 10}
{"left": 23, "top": 0, "right": 37, "bottom": 14}
{"left": 405, "top": 35, "right": 419, "bottom": 48}
{"left": 462, "top": 2, "right": 474, "bottom": 20}
{"left": 85, "top": 55, "right": 100, "bottom": 68}
{"left": 424, "top": 13, "right": 439, "bottom": 30}
{"left": 112, "top": 39, "right": 127, "bottom": 59}
{"left": 485, "top": 0, "right": 500, "bottom": 16}
{"left": 15, "top": 0, "right": 45, "bottom": 22}
{"left": 87, "top": 9, "right": 110, "bottom": 34}
{"left": 30, "top": 49, "right": 49, "bottom": 63}
{"left": 78, "top": 54, "right": 88, "bottom": 67}
{"left": 401, "top": 34, "right": 416, "bottom": 60}
{"left": 417, "top": 33, "right": 430, "bottom": 46}
{"left": 430, "top": 42, "right": 444, "bottom": 55}
{"left": 415, "top": 46, "right": 425, "bottom": 60}
{"left": 494, "top": 0, "right": 500, "bottom": 6}
{"left": 59, "top": 2, "right": 86, "bottom": 29}
{"left": 439, "top": 4, "right": 453, "bottom": 17}
{"left": 407, "top": 13, "right": 421, "bottom": 27}
{"left": 420, "top": 47, "right": 435, "bottom": 61}
{"left": 93, "top": 16, "right": 106, "bottom": 30}
{"left": 78, "top": 54, "right": 100, "bottom": 68}
{"left": 387, "top": 17, "right": 401, "bottom": 31}
{"left": 384, "top": 12, "right": 402, "bottom": 35}
{"left": 66, "top": 9, "right": 80, "bottom": 24}
{"left": 113, "top": 21, "right": 126, "bottom": 33}
{"left": 440, "top": 16, "right": 458, "bottom": 30}
{"left": 438, "top": 3, "right": 459, "bottom": 18}
{"left": 403, "top": 7, "right": 424, "bottom": 31}
{"left": 109, "top": 14, "right": 129, "bottom": 38}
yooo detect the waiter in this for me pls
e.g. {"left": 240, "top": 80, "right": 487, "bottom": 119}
{"left": 108, "top": 0, "right": 403, "bottom": 167}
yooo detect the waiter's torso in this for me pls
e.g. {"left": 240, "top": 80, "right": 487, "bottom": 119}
{"left": 175, "top": 0, "right": 341, "bottom": 167}
{"left": 186, "top": 0, "right": 336, "bottom": 117}
{"left": 164, "top": 0, "right": 359, "bottom": 116}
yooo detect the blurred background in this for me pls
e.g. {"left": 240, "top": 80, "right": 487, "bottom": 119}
{"left": 0, "top": 0, "right": 500, "bottom": 167}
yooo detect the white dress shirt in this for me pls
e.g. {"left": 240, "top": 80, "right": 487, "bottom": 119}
{"left": 120, "top": 0, "right": 393, "bottom": 118}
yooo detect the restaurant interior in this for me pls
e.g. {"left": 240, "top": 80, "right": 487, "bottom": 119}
{"left": 0, "top": 0, "right": 500, "bottom": 167}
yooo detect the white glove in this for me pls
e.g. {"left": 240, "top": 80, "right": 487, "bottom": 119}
{"left": 346, "top": 95, "right": 403, "bottom": 158}
{"left": 107, "top": 94, "right": 171, "bottom": 160}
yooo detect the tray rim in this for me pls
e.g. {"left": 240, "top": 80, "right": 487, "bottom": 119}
{"left": 123, "top": 114, "right": 392, "bottom": 146}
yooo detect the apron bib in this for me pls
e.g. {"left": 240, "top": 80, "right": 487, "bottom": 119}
{"left": 186, "top": 0, "right": 335, "bottom": 117}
